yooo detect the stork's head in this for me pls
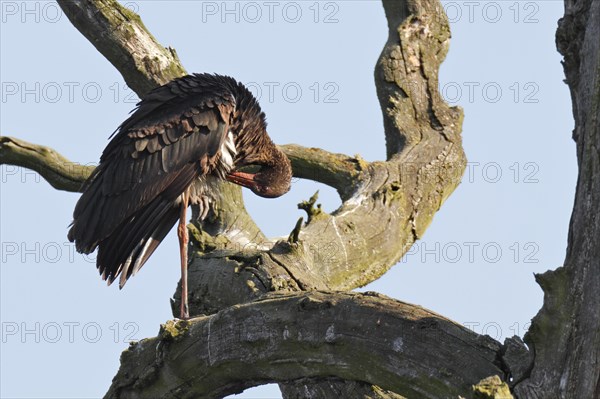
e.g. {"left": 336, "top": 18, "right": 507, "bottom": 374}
{"left": 227, "top": 147, "right": 292, "bottom": 198}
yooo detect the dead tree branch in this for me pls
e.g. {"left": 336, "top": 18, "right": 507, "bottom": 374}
{"left": 106, "top": 292, "right": 505, "bottom": 399}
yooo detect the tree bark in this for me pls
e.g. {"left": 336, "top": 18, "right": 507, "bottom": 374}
{"left": 513, "top": 0, "right": 600, "bottom": 397}
{"left": 279, "top": 379, "right": 408, "bottom": 399}
{"left": 0, "top": 136, "right": 94, "bottom": 192}
{"left": 105, "top": 292, "right": 504, "bottom": 399}
{"left": 57, "top": 0, "right": 186, "bottom": 95}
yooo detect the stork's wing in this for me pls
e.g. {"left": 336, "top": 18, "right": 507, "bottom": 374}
{"left": 68, "top": 76, "right": 234, "bottom": 285}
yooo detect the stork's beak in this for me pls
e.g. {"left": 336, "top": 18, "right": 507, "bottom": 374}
{"left": 227, "top": 171, "right": 257, "bottom": 189}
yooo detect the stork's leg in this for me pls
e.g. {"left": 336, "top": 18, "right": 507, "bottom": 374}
{"left": 177, "top": 191, "right": 190, "bottom": 320}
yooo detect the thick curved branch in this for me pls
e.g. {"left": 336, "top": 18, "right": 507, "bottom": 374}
{"left": 0, "top": 136, "right": 92, "bottom": 192}
{"left": 106, "top": 292, "right": 505, "bottom": 399}
{"left": 377, "top": 0, "right": 456, "bottom": 159}
{"left": 288, "top": 0, "right": 465, "bottom": 288}
{"left": 57, "top": 0, "right": 185, "bottom": 97}
{"left": 185, "top": 0, "right": 466, "bottom": 315}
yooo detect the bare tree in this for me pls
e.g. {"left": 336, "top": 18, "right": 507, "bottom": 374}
{"left": 1, "top": 0, "right": 597, "bottom": 398}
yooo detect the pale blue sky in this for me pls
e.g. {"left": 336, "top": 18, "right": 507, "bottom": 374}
{"left": 1, "top": 1, "right": 574, "bottom": 398}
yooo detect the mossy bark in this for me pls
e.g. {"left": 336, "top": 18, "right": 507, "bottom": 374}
{"left": 106, "top": 292, "right": 505, "bottom": 399}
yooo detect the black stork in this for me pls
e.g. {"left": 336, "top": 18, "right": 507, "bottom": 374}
{"left": 68, "top": 73, "right": 292, "bottom": 319}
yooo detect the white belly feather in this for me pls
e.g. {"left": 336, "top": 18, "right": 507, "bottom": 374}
{"left": 186, "top": 131, "right": 237, "bottom": 220}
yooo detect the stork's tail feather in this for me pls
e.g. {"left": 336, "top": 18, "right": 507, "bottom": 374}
{"left": 67, "top": 172, "right": 105, "bottom": 254}
{"left": 97, "top": 196, "right": 180, "bottom": 288}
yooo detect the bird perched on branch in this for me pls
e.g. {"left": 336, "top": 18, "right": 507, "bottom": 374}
{"left": 68, "top": 73, "right": 292, "bottom": 319}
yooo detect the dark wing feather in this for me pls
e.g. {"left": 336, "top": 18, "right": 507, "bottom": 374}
{"left": 69, "top": 75, "right": 235, "bottom": 286}
{"left": 97, "top": 164, "right": 199, "bottom": 287}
